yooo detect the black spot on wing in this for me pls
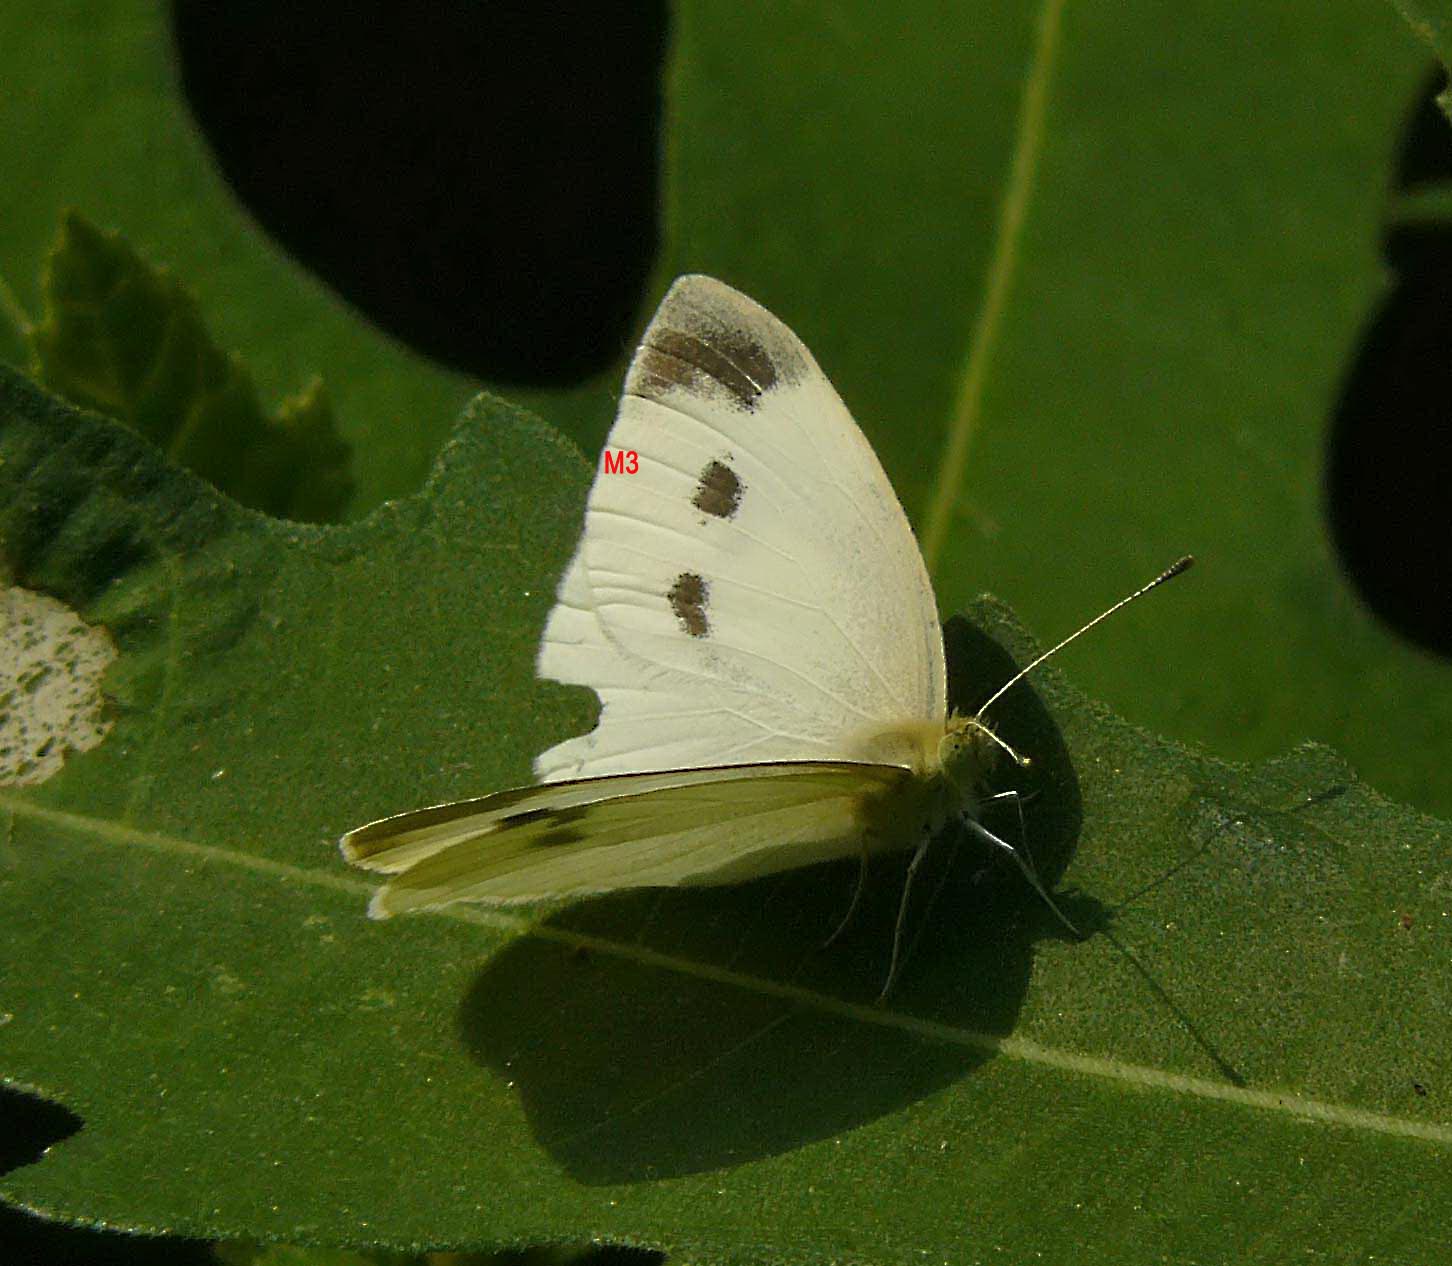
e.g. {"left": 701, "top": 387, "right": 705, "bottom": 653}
{"left": 501, "top": 805, "right": 591, "bottom": 848}
{"left": 503, "top": 805, "right": 587, "bottom": 830}
{"left": 692, "top": 459, "right": 743, "bottom": 519}
{"left": 668, "top": 572, "right": 710, "bottom": 637}
{"left": 632, "top": 327, "right": 777, "bottom": 411}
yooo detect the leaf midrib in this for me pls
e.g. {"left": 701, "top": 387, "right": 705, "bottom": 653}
{"left": 921, "top": 0, "right": 1067, "bottom": 571}
{"left": 5, "top": 790, "right": 1447, "bottom": 1149}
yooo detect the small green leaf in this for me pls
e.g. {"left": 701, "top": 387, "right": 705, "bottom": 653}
{"left": 1, "top": 368, "right": 1448, "bottom": 1262}
{"left": 1392, "top": 1, "right": 1452, "bottom": 117}
{"left": 28, "top": 212, "right": 352, "bottom": 522}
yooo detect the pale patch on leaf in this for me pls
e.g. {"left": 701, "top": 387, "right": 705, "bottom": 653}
{"left": 0, "top": 584, "right": 116, "bottom": 786}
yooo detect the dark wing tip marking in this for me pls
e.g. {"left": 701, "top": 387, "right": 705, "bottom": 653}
{"left": 668, "top": 572, "right": 710, "bottom": 637}
{"left": 692, "top": 459, "right": 744, "bottom": 519}
{"left": 626, "top": 277, "right": 809, "bottom": 413}
{"left": 635, "top": 329, "right": 774, "bottom": 412}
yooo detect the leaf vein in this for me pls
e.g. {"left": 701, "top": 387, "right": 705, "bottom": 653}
{"left": 5, "top": 791, "right": 1449, "bottom": 1148}
{"left": 921, "top": 0, "right": 1067, "bottom": 571}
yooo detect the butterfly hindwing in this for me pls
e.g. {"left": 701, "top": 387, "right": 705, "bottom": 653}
{"left": 535, "top": 275, "right": 946, "bottom": 782}
{"left": 343, "top": 762, "right": 918, "bottom": 916}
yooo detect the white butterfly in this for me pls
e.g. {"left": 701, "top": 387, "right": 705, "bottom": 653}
{"left": 342, "top": 275, "right": 1189, "bottom": 994}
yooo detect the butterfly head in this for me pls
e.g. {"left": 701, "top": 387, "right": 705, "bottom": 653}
{"left": 935, "top": 711, "right": 1004, "bottom": 789}
{"left": 937, "top": 712, "right": 1025, "bottom": 796}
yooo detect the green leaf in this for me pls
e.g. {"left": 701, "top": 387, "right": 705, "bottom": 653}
{"left": 1393, "top": 1, "right": 1452, "bottom": 116}
{"left": 592, "top": 0, "right": 1452, "bottom": 824}
{"left": 2, "top": 369, "right": 1449, "bottom": 1262}
{"left": 5, "top": 3, "right": 1452, "bottom": 1261}
{"left": 0, "top": 3, "right": 473, "bottom": 513}
{"left": 213, "top": 1245, "right": 417, "bottom": 1266}
{"left": 27, "top": 213, "right": 351, "bottom": 522}
{"left": 4, "top": 0, "right": 1448, "bottom": 823}
{"left": 212, "top": 1245, "right": 599, "bottom": 1266}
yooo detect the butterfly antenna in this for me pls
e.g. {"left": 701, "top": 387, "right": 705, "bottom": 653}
{"left": 974, "top": 555, "right": 1195, "bottom": 729}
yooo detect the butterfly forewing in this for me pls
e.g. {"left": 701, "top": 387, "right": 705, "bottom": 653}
{"left": 535, "top": 275, "right": 945, "bottom": 782}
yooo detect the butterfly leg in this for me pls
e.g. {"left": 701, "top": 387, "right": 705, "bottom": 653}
{"left": 980, "top": 788, "right": 1030, "bottom": 849}
{"left": 823, "top": 839, "right": 871, "bottom": 949}
{"left": 877, "top": 833, "right": 933, "bottom": 1003}
{"left": 963, "top": 812, "right": 1080, "bottom": 937}
{"left": 962, "top": 789, "right": 1028, "bottom": 886}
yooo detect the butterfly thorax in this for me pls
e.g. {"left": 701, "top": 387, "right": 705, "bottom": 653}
{"left": 846, "top": 712, "right": 1004, "bottom": 831}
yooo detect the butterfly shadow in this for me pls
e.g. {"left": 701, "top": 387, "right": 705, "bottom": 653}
{"left": 456, "top": 612, "right": 1100, "bottom": 1184}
